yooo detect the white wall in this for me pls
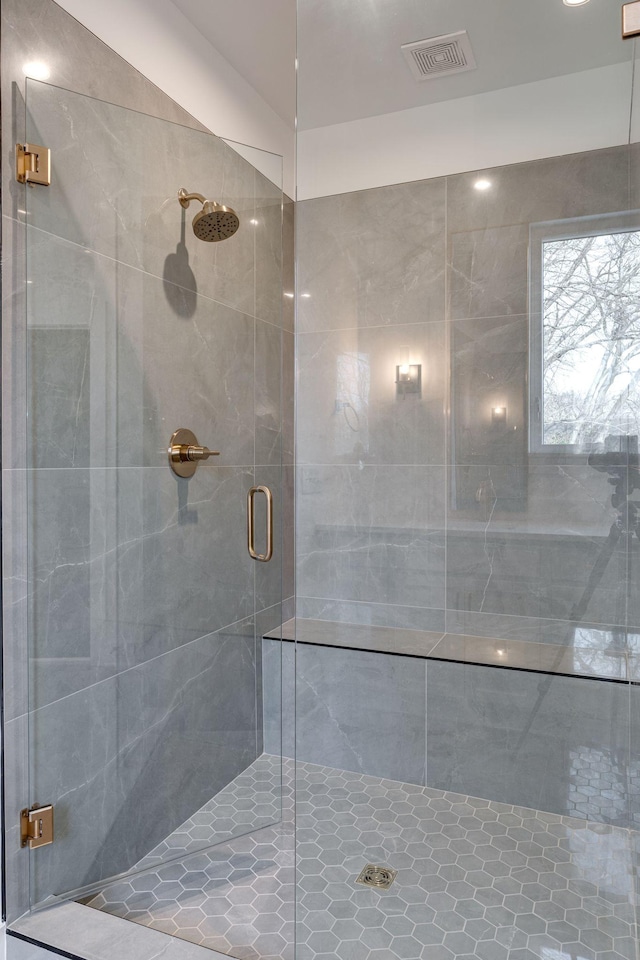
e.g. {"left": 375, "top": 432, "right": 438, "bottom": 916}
{"left": 54, "top": 0, "right": 295, "bottom": 196}
{"left": 297, "top": 62, "right": 634, "bottom": 199}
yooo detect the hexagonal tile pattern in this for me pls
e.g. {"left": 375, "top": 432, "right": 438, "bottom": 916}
{"left": 138, "top": 754, "right": 282, "bottom": 869}
{"left": 89, "top": 756, "right": 638, "bottom": 960}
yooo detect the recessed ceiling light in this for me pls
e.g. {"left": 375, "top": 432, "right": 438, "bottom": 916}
{"left": 22, "top": 61, "right": 51, "bottom": 80}
{"left": 474, "top": 178, "right": 492, "bottom": 191}
{"left": 563, "top": 0, "right": 589, "bottom": 6}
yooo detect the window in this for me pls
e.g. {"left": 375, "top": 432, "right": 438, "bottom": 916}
{"left": 530, "top": 214, "right": 640, "bottom": 453}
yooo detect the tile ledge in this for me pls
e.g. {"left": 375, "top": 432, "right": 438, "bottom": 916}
{"left": 264, "top": 618, "right": 632, "bottom": 682}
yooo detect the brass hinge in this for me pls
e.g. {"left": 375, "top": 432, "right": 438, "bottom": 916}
{"left": 15, "top": 142, "right": 51, "bottom": 186}
{"left": 21, "top": 803, "right": 54, "bottom": 849}
{"left": 622, "top": 1, "right": 640, "bottom": 37}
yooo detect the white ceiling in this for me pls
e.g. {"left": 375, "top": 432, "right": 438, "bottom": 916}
{"left": 297, "top": 0, "right": 631, "bottom": 130}
{"left": 171, "top": 0, "right": 631, "bottom": 133}
{"left": 171, "top": 0, "right": 297, "bottom": 126}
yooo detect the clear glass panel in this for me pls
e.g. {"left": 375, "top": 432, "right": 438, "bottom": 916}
{"left": 25, "top": 79, "right": 283, "bottom": 908}
{"left": 295, "top": 3, "right": 638, "bottom": 960}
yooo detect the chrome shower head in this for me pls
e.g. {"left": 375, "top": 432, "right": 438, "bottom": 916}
{"left": 178, "top": 188, "right": 240, "bottom": 242}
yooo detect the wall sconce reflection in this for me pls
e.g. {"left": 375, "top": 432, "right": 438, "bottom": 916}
{"left": 396, "top": 364, "right": 422, "bottom": 398}
{"left": 491, "top": 405, "right": 507, "bottom": 424}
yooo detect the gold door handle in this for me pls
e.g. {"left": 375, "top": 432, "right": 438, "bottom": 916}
{"left": 168, "top": 428, "right": 219, "bottom": 478}
{"left": 247, "top": 485, "right": 273, "bottom": 562}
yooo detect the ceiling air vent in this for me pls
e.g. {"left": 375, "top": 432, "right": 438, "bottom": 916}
{"left": 401, "top": 31, "right": 477, "bottom": 82}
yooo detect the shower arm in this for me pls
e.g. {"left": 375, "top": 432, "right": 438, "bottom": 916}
{"left": 178, "top": 188, "right": 207, "bottom": 209}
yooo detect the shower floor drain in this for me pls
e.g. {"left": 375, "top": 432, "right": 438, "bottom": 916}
{"left": 356, "top": 863, "right": 398, "bottom": 890}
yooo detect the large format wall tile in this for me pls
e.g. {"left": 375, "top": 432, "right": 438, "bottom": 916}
{"left": 297, "top": 322, "right": 446, "bottom": 466}
{"left": 282, "top": 463, "right": 295, "bottom": 604}
{"left": 2, "top": 215, "right": 28, "bottom": 479}
{"left": 255, "top": 169, "right": 284, "bottom": 328}
{"left": 297, "top": 178, "right": 446, "bottom": 333}
{"left": 28, "top": 328, "right": 91, "bottom": 469}
{"left": 118, "top": 467, "right": 256, "bottom": 666}
{"left": 254, "top": 465, "right": 285, "bottom": 617}
{"left": 262, "top": 637, "right": 289, "bottom": 757}
{"left": 447, "top": 147, "right": 630, "bottom": 322}
{"left": 282, "top": 330, "right": 295, "bottom": 466}
{"left": 294, "top": 644, "right": 427, "bottom": 784}
{"left": 445, "top": 608, "right": 630, "bottom": 648}
{"left": 296, "top": 596, "right": 446, "bottom": 633}
{"left": 450, "top": 223, "right": 529, "bottom": 320}
{"left": 255, "top": 320, "right": 283, "bottom": 468}
{"left": 116, "top": 261, "right": 257, "bottom": 469}
{"left": 447, "top": 462, "right": 628, "bottom": 630}
{"left": 628, "top": 682, "right": 640, "bottom": 829}
{"left": 448, "top": 148, "right": 630, "bottom": 238}
{"left": 27, "top": 229, "right": 117, "bottom": 469}
{"left": 27, "top": 464, "right": 256, "bottom": 709}
{"left": 450, "top": 315, "right": 528, "bottom": 478}
{"left": 282, "top": 198, "right": 295, "bottom": 333}
{"left": 297, "top": 464, "right": 446, "bottom": 613}
{"left": 29, "top": 469, "right": 94, "bottom": 661}
{"left": 24, "top": 81, "right": 286, "bottom": 329}
{"left": 427, "top": 661, "right": 632, "bottom": 826}
{"left": 3, "top": 465, "right": 28, "bottom": 725}
{"left": 4, "top": 714, "right": 30, "bottom": 923}
{"left": 27, "top": 184, "right": 280, "bottom": 475}
{"left": 29, "top": 618, "right": 260, "bottom": 905}
{"left": 626, "top": 535, "right": 640, "bottom": 632}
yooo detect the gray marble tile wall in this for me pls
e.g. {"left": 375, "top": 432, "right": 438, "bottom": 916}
{"left": 294, "top": 144, "right": 638, "bottom": 823}
{"left": 266, "top": 636, "right": 637, "bottom": 827}
{"left": 30, "top": 619, "right": 260, "bottom": 904}
{"left": 296, "top": 144, "right": 633, "bottom": 642}
{"left": 2, "top": 0, "right": 292, "bottom": 923}
{"left": 296, "top": 176, "right": 448, "bottom": 633}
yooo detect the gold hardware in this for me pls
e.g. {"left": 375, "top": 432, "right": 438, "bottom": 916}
{"left": 16, "top": 143, "right": 51, "bottom": 186}
{"left": 21, "top": 804, "right": 54, "bottom": 849}
{"left": 178, "top": 188, "right": 240, "bottom": 243}
{"left": 247, "top": 485, "right": 273, "bottom": 562}
{"left": 168, "top": 428, "right": 220, "bottom": 478}
{"left": 623, "top": 1, "right": 640, "bottom": 36}
{"left": 179, "top": 188, "right": 207, "bottom": 208}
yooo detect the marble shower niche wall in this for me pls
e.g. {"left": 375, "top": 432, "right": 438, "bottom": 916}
{"left": 296, "top": 143, "right": 637, "bottom": 646}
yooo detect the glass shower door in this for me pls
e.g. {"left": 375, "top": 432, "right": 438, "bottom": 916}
{"left": 23, "top": 78, "right": 284, "bottom": 908}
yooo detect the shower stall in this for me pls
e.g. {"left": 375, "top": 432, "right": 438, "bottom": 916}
{"left": 4, "top": 1, "right": 640, "bottom": 960}
{"left": 289, "top": 3, "right": 640, "bottom": 959}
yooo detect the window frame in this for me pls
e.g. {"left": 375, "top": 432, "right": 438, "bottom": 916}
{"left": 528, "top": 210, "right": 640, "bottom": 456}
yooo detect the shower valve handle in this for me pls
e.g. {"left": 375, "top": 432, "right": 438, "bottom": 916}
{"left": 182, "top": 444, "right": 220, "bottom": 462}
{"left": 168, "top": 428, "right": 219, "bottom": 478}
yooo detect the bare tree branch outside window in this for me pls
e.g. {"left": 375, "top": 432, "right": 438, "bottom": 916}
{"left": 542, "top": 230, "right": 640, "bottom": 446}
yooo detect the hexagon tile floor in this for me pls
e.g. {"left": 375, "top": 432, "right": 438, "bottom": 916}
{"left": 88, "top": 755, "right": 639, "bottom": 960}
